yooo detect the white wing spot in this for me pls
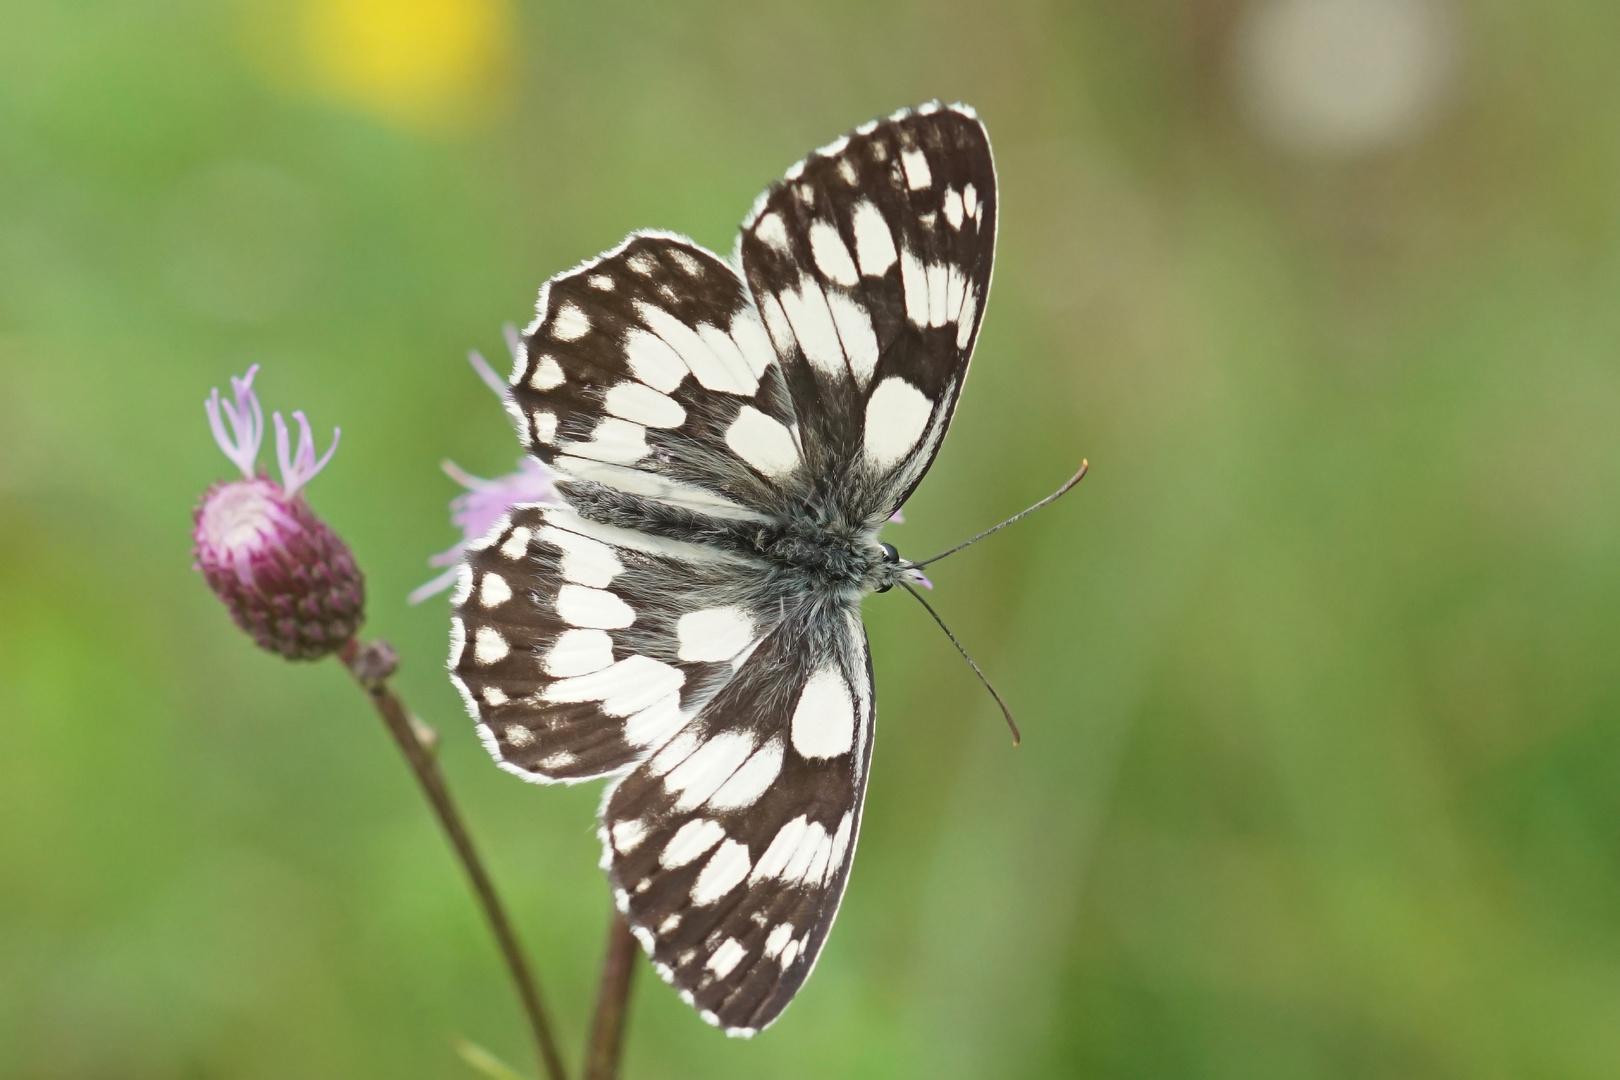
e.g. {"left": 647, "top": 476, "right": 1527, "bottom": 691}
{"left": 543, "top": 628, "right": 614, "bottom": 677}
{"left": 900, "top": 247, "right": 928, "bottom": 327}
{"left": 623, "top": 329, "right": 688, "bottom": 394}
{"left": 611, "top": 818, "right": 648, "bottom": 854}
{"left": 478, "top": 573, "right": 511, "bottom": 608}
{"left": 945, "top": 264, "right": 967, "bottom": 325}
{"left": 956, "top": 284, "right": 979, "bottom": 349}
{"left": 918, "top": 211, "right": 937, "bottom": 231}
{"left": 696, "top": 323, "right": 758, "bottom": 393}
{"left": 750, "top": 816, "right": 808, "bottom": 883}
{"left": 624, "top": 692, "right": 685, "bottom": 749}
{"left": 499, "top": 526, "right": 531, "bottom": 559}
{"left": 484, "top": 686, "right": 508, "bottom": 707}
{"left": 828, "top": 811, "right": 855, "bottom": 875}
{"left": 543, "top": 655, "right": 684, "bottom": 716}
{"left": 754, "top": 212, "right": 790, "bottom": 253}
{"left": 473, "top": 626, "right": 509, "bottom": 666}
{"left": 925, "top": 261, "right": 948, "bottom": 327}
{"left": 963, "top": 182, "right": 978, "bottom": 218}
{"left": 790, "top": 666, "right": 855, "bottom": 758}
{"left": 588, "top": 273, "right": 615, "bottom": 291}
{"left": 669, "top": 249, "right": 701, "bottom": 275}
{"left": 665, "top": 731, "right": 757, "bottom": 811}
{"left": 943, "top": 186, "right": 964, "bottom": 229}
{"left": 707, "top": 737, "right": 783, "bottom": 810}
{"left": 817, "top": 134, "right": 849, "bottom": 157}
{"left": 529, "top": 355, "right": 565, "bottom": 390}
{"left": 555, "top": 584, "right": 634, "bottom": 629}
{"left": 676, "top": 606, "right": 756, "bottom": 662}
{"left": 855, "top": 119, "right": 878, "bottom": 135}
{"left": 804, "top": 828, "right": 834, "bottom": 886}
{"left": 726, "top": 405, "right": 801, "bottom": 479}
{"left": 808, "top": 221, "right": 859, "bottom": 287}
{"left": 706, "top": 937, "right": 748, "bottom": 978}
{"left": 851, "top": 200, "right": 897, "bottom": 277}
{"left": 863, "top": 376, "right": 934, "bottom": 472}
{"left": 661, "top": 818, "right": 724, "bottom": 869}
{"left": 782, "top": 821, "right": 828, "bottom": 883}
{"left": 837, "top": 158, "right": 858, "bottom": 185}
{"left": 637, "top": 303, "right": 757, "bottom": 396}
{"left": 901, "top": 147, "right": 932, "bottom": 190}
{"left": 778, "top": 276, "right": 847, "bottom": 380}
{"left": 691, "top": 840, "right": 752, "bottom": 906}
{"left": 503, "top": 723, "right": 531, "bottom": 745}
{"left": 659, "top": 913, "right": 682, "bottom": 934}
{"left": 570, "top": 417, "right": 648, "bottom": 465}
{"left": 795, "top": 183, "right": 814, "bottom": 206}
{"left": 605, "top": 381, "right": 686, "bottom": 428}
{"left": 783, "top": 160, "right": 805, "bottom": 182}
{"left": 626, "top": 252, "right": 657, "bottom": 275}
{"left": 729, "top": 308, "right": 778, "bottom": 377}
{"left": 760, "top": 294, "right": 794, "bottom": 355}
{"left": 763, "top": 922, "right": 794, "bottom": 959}
{"left": 780, "top": 939, "right": 800, "bottom": 969}
{"left": 826, "top": 290, "right": 878, "bottom": 387}
{"left": 533, "top": 410, "right": 558, "bottom": 444}
{"left": 551, "top": 302, "right": 590, "bottom": 341}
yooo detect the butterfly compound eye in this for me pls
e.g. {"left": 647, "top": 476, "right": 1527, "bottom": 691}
{"left": 880, "top": 542, "right": 899, "bottom": 563}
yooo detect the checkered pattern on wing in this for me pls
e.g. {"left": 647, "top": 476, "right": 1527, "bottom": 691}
{"left": 598, "top": 608, "right": 874, "bottom": 1035}
{"left": 736, "top": 104, "right": 997, "bottom": 520}
{"left": 507, "top": 234, "right": 807, "bottom": 521}
{"left": 451, "top": 504, "right": 775, "bottom": 784}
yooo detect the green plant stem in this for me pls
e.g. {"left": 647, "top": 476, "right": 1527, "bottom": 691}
{"left": 340, "top": 639, "right": 569, "bottom": 1080}
{"left": 584, "top": 912, "right": 638, "bottom": 1080}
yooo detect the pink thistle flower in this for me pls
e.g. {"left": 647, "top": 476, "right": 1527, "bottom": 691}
{"left": 410, "top": 329, "right": 560, "bottom": 604}
{"left": 193, "top": 366, "right": 364, "bottom": 660}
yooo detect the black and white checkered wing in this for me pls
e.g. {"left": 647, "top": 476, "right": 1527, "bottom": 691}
{"left": 451, "top": 504, "right": 775, "bottom": 783}
{"left": 737, "top": 103, "right": 996, "bottom": 520}
{"left": 506, "top": 232, "right": 810, "bottom": 519}
{"left": 599, "top": 603, "right": 873, "bottom": 1036}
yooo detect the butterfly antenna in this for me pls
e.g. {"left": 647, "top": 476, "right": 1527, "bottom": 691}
{"left": 900, "top": 582, "right": 1021, "bottom": 746}
{"left": 911, "top": 460, "right": 1089, "bottom": 569}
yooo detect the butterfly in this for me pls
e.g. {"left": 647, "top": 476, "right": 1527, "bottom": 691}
{"left": 449, "top": 103, "right": 1000, "bottom": 1036}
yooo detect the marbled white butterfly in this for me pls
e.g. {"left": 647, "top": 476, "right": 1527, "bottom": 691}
{"left": 449, "top": 103, "right": 1055, "bottom": 1036}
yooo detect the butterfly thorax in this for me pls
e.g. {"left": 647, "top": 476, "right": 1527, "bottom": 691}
{"left": 562, "top": 477, "right": 899, "bottom": 597}
{"left": 747, "top": 514, "right": 897, "bottom": 599}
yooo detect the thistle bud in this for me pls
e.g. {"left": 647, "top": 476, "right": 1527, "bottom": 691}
{"left": 192, "top": 366, "right": 364, "bottom": 660}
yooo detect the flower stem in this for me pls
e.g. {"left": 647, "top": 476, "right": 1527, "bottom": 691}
{"left": 339, "top": 639, "right": 569, "bottom": 1080}
{"left": 584, "top": 913, "right": 638, "bottom": 1080}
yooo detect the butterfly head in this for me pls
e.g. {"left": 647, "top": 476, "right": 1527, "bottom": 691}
{"left": 870, "top": 541, "right": 929, "bottom": 594}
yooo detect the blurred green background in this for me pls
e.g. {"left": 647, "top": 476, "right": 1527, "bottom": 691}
{"left": 4, "top": 0, "right": 1620, "bottom": 1076}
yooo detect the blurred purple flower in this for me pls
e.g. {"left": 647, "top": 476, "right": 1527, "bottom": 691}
{"left": 410, "top": 328, "right": 560, "bottom": 604}
{"left": 193, "top": 366, "right": 364, "bottom": 660}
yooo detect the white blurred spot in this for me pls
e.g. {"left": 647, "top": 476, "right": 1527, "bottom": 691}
{"left": 1234, "top": 0, "right": 1456, "bottom": 158}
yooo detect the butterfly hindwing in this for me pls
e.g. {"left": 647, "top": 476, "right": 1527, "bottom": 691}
{"left": 599, "top": 605, "right": 874, "bottom": 1035}
{"left": 737, "top": 103, "right": 996, "bottom": 520}
{"left": 451, "top": 504, "right": 778, "bottom": 783}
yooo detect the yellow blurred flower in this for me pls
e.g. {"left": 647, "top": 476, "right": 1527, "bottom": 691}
{"left": 295, "top": 0, "right": 513, "bottom": 132}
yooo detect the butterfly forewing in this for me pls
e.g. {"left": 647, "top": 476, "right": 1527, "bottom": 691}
{"left": 737, "top": 104, "right": 996, "bottom": 519}
{"left": 507, "top": 233, "right": 808, "bottom": 520}
{"left": 453, "top": 102, "right": 997, "bottom": 1036}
